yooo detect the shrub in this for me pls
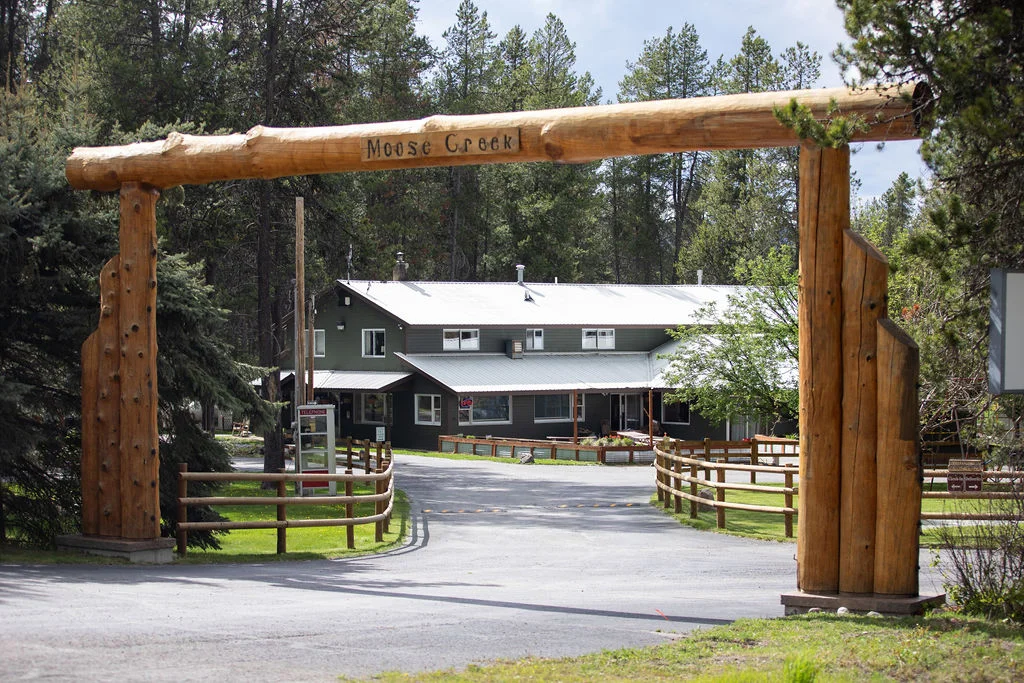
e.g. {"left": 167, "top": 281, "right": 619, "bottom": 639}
{"left": 937, "top": 479, "right": 1024, "bottom": 623}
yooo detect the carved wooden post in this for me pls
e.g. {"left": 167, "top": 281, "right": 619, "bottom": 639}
{"left": 65, "top": 183, "right": 169, "bottom": 561}
{"left": 117, "top": 183, "right": 161, "bottom": 539}
{"left": 874, "top": 319, "right": 921, "bottom": 596}
{"left": 796, "top": 144, "right": 846, "bottom": 593}
{"left": 839, "top": 231, "right": 888, "bottom": 593}
{"left": 81, "top": 256, "right": 122, "bottom": 536}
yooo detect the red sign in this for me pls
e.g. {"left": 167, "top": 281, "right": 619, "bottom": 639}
{"left": 300, "top": 407, "right": 328, "bottom": 416}
{"left": 460, "top": 397, "right": 474, "bottom": 409}
{"left": 302, "top": 468, "right": 329, "bottom": 489}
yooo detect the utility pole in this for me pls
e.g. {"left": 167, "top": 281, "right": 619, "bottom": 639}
{"left": 295, "top": 197, "right": 306, "bottom": 417}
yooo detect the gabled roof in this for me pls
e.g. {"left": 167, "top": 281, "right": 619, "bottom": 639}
{"left": 337, "top": 279, "right": 743, "bottom": 328}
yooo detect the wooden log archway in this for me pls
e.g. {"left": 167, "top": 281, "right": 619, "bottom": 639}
{"left": 66, "top": 83, "right": 937, "bottom": 607}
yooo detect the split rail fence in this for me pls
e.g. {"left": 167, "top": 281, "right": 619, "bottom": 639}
{"left": 438, "top": 434, "right": 655, "bottom": 464}
{"left": 654, "top": 438, "right": 1024, "bottom": 538}
{"left": 176, "top": 445, "right": 394, "bottom": 555}
{"left": 654, "top": 437, "right": 800, "bottom": 537}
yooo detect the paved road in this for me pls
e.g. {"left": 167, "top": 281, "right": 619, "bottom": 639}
{"left": 0, "top": 456, "right": 944, "bottom": 681}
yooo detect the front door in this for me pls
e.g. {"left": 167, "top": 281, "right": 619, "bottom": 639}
{"left": 611, "top": 393, "right": 642, "bottom": 431}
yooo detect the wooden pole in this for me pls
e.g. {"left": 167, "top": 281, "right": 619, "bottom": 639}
{"left": 117, "top": 183, "right": 161, "bottom": 539}
{"left": 796, "top": 144, "right": 846, "bottom": 593}
{"left": 177, "top": 463, "right": 188, "bottom": 555}
{"left": 839, "top": 230, "right": 888, "bottom": 594}
{"left": 277, "top": 470, "right": 288, "bottom": 554}
{"left": 345, "top": 470, "right": 355, "bottom": 550}
{"left": 66, "top": 85, "right": 925, "bottom": 192}
{"left": 307, "top": 294, "right": 315, "bottom": 403}
{"left": 295, "top": 197, "right": 305, "bottom": 413}
{"left": 572, "top": 391, "right": 578, "bottom": 444}
{"left": 874, "top": 319, "right": 921, "bottom": 596}
{"left": 81, "top": 256, "right": 121, "bottom": 536}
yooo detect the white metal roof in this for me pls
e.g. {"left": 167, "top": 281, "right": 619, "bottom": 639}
{"left": 282, "top": 370, "right": 412, "bottom": 391}
{"left": 338, "top": 279, "right": 743, "bottom": 327}
{"left": 395, "top": 351, "right": 668, "bottom": 394}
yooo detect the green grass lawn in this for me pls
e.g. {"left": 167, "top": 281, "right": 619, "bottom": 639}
{"left": 355, "top": 611, "right": 1024, "bottom": 682}
{"left": 177, "top": 481, "right": 410, "bottom": 563}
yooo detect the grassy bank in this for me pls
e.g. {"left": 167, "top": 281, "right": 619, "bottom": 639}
{"left": 359, "top": 611, "right": 1024, "bottom": 682}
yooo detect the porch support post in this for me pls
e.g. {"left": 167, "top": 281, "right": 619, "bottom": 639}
{"left": 796, "top": 144, "right": 845, "bottom": 593}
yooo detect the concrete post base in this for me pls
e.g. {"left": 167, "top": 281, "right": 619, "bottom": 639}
{"left": 781, "top": 591, "right": 946, "bottom": 616}
{"left": 56, "top": 535, "right": 176, "bottom": 564}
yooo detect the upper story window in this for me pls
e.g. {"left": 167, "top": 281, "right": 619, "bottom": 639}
{"left": 313, "top": 329, "right": 326, "bottom": 357}
{"left": 525, "top": 328, "right": 544, "bottom": 350}
{"left": 582, "top": 328, "right": 615, "bottom": 350}
{"left": 443, "top": 328, "right": 480, "bottom": 351}
{"left": 362, "top": 329, "right": 386, "bottom": 358}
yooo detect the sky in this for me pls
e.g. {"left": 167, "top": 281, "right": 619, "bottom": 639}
{"left": 415, "top": 0, "right": 929, "bottom": 202}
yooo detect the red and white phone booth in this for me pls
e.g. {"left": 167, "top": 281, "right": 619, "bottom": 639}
{"left": 296, "top": 404, "right": 336, "bottom": 495}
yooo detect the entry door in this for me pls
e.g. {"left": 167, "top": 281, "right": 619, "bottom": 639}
{"left": 613, "top": 393, "right": 642, "bottom": 431}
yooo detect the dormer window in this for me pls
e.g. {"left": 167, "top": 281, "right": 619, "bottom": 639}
{"left": 526, "top": 328, "right": 544, "bottom": 350}
{"left": 582, "top": 328, "right": 614, "bottom": 350}
{"left": 443, "top": 329, "right": 479, "bottom": 351}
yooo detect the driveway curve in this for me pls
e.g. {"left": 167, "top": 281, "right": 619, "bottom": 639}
{"left": 0, "top": 456, "right": 943, "bottom": 681}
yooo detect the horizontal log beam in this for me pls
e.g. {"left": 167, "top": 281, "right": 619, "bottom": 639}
{"left": 67, "top": 84, "right": 927, "bottom": 192}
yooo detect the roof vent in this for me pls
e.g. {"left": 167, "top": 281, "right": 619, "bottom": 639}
{"left": 516, "top": 264, "right": 525, "bottom": 285}
{"left": 393, "top": 252, "right": 409, "bottom": 281}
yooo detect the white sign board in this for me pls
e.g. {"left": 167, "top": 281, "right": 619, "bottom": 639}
{"left": 989, "top": 269, "right": 1024, "bottom": 393}
{"left": 376, "top": 426, "right": 386, "bottom": 443}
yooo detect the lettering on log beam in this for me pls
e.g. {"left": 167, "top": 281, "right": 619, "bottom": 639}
{"left": 362, "top": 128, "right": 521, "bottom": 162}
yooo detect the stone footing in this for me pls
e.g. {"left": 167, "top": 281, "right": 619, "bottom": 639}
{"left": 781, "top": 591, "right": 946, "bottom": 616}
{"left": 56, "top": 535, "right": 176, "bottom": 564}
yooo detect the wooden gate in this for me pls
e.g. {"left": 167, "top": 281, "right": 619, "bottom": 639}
{"left": 64, "top": 83, "right": 939, "bottom": 608}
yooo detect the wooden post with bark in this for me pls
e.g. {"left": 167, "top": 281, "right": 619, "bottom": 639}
{"left": 796, "top": 144, "right": 846, "bottom": 594}
{"left": 839, "top": 231, "right": 888, "bottom": 594}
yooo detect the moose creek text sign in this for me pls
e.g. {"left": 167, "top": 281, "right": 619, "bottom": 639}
{"left": 362, "top": 128, "right": 521, "bottom": 162}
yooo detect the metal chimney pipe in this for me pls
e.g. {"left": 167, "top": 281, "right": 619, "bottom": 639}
{"left": 516, "top": 264, "right": 525, "bottom": 284}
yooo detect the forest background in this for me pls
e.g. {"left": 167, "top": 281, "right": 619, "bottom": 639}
{"left": 1, "top": 0, "right": 1021, "bottom": 546}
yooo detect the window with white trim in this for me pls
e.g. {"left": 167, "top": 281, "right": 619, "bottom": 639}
{"left": 443, "top": 328, "right": 480, "bottom": 351}
{"left": 362, "top": 329, "right": 385, "bottom": 358}
{"left": 661, "top": 396, "right": 690, "bottom": 425}
{"left": 313, "top": 329, "right": 326, "bottom": 357}
{"left": 525, "top": 328, "right": 544, "bottom": 350}
{"left": 534, "top": 393, "right": 584, "bottom": 422}
{"left": 357, "top": 393, "right": 387, "bottom": 424}
{"left": 415, "top": 394, "right": 442, "bottom": 425}
{"left": 458, "top": 395, "right": 511, "bottom": 424}
{"left": 582, "top": 328, "right": 614, "bottom": 349}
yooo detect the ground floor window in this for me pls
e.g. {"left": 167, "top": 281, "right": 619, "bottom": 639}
{"left": 534, "top": 393, "right": 584, "bottom": 422}
{"left": 661, "top": 395, "right": 690, "bottom": 425}
{"left": 458, "top": 395, "right": 511, "bottom": 425}
{"left": 415, "top": 394, "right": 442, "bottom": 425}
{"left": 357, "top": 392, "right": 387, "bottom": 424}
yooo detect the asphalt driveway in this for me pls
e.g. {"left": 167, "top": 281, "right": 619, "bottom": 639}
{"left": 0, "top": 456, "right": 944, "bottom": 681}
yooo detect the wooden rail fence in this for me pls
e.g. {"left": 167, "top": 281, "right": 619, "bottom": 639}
{"left": 176, "top": 448, "right": 394, "bottom": 555}
{"left": 654, "top": 439, "right": 1024, "bottom": 537}
{"left": 922, "top": 468, "right": 1024, "bottom": 521}
{"left": 654, "top": 438, "right": 800, "bottom": 537}
{"left": 438, "top": 434, "right": 655, "bottom": 464}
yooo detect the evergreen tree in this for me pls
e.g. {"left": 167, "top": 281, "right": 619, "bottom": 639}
{"left": 614, "top": 24, "right": 711, "bottom": 283}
